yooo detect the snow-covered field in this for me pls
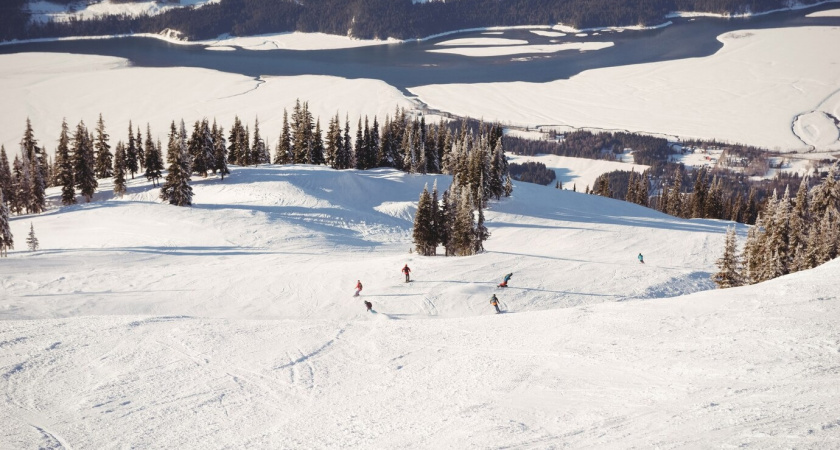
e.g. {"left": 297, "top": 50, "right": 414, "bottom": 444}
{"left": 410, "top": 27, "right": 840, "bottom": 152}
{"left": 428, "top": 41, "right": 614, "bottom": 57}
{"left": 0, "top": 53, "right": 412, "bottom": 159}
{"left": 2, "top": 165, "right": 839, "bottom": 448}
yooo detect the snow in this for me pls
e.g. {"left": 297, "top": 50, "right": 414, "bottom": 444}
{"left": 508, "top": 153, "right": 649, "bottom": 190}
{"left": 808, "top": 8, "right": 840, "bottom": 16}
{"left": 1, "top": 164, "right": 839, "bottom": 448}
{"left": 27, "top": 0, "right": 220, "bottom": 23}
{"left": 410, "top": 27, "right": 840, "bottom": 151}
{"left": 0, "top": 53, "right": 413, "bottom": 159}
{"left": 530, "top": 30, "right": 567, "bottom": 37}
{"left": 428, "top": 42, "right": 613, "bottom": 57}
{"left": 196, "top": 32, "right": 401, "bottom": 51}
{"left": 435, "top": 37, "right": 528, "bottom": 46}
{"left": 668, "top": 0, "right": 840, "bottom": 19}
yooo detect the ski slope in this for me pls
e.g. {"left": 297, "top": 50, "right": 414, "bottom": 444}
{"left": 1, "top": 166, "right": 839, "bottom": 448}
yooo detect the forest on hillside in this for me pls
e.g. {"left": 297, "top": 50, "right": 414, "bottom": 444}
{"left": 2, "top": 0, "right": 830, "bottom": 42}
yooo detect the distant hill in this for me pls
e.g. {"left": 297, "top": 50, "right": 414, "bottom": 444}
{"left": 4, "top": 0, "right": 834, "bottom": 42}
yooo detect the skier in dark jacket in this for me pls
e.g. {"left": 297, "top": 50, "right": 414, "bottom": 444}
{"left": 402, "top": 264, "right": 411, "bottom": 282}
{"left": 638, "top": 253, "right": 645, "bottom": 264}
{"left": 364, "top": 300, "right": 373, "bottom": 312}
{"left": 499, "top": 273, "right": 513, "bottom": 288}
{"left": 490, "top": 294, "right": 501, "bottom": 313}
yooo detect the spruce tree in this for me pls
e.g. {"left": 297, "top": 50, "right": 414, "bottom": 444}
{"left": 668, "top": 169, "right": 683, "bottom": 217}
{"left": 113, "top": 141, "right": 127, "bottom": 198}
{"left": 712, "top": 227, "right": 741, "bottom": 288}
{"left": 189, "top": 120, "right": 207, "bottom": 177}
{"left": 412, "top": 184, "right": 436, "bottom": 256}
{"left": 371, "top": 117, "right": 382, "bottom": 169}
{"left": 275, "top": 109, "right": 292, "bottom": 165}
{"left": 473, "top": 201, "right": 489, "bottom": 254}
{"left": 342, "top": 115, "right": 353, "bottom": 169}
{"left": 94, "top": 114, "right": 113, "bottom": 179}
{"left": 311, "top": 118, "right": 325, "bottom": 165}
{"left": 144, "top": 125, "right": 163, "bottom": 186}
{"left": 0, "top": 146, "right": 10, "bottom": 204}
{"left": 26, "top": 222, "right": 38, "bottom": 251}
{"left": 20, "top": 119, "right": 46, "bottom": 214}
{"left": 252, "top": 117, "right": 269, "bottom": 165}
{"left": 73, "top": 121, "right": 98, "bottom": 202}
{"left": 453, "top": 189, "right": 477, "bottom": 256}
{"left": 212, "top": 121, "right": 230, "bottom": 179}
{"left": 325, "top": 114, "right": 340, "bottom": 168}
{"left": 160, "top": 120, "right": 193, "bottom": 207}
{"left": 355, "top": 118, "right": 365, "bottom": 170}
{"left": 135, "top": 126, "right": 144, "bottom": 170}
{"left": 0, "top": 190, "right": 12, "bottom": 257}
{"left": 126, "top": 120, "right": 139, "bottom": 179}
{"left": 56, "top": 120, "right": 75, "bottom": 205}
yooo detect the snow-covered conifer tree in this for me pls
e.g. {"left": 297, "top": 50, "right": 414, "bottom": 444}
{"left": 26, "top": 222, "right": 38, "bottom": 251}
{"left": 93, "top": 114, "right": 113, "bottom": 179}
{"left": 160, "top": 120, "right": 193, "bottom": 206}
{"left": 212, "top": 121, "right": 229, "bottom": 179}
{"left": 0, "top": 190, "right": 12, "bottom": 256}
{"left": 126, "top": 121, "right": 138, "bottom": 179}
{"left": 73, "top": 121, "right": 97, "bottom": 202}
{"left": 412, "top": 184, "right": 436, "bottom": 256}
{"left": 712, "top": 227, "right": 741, "bottom": 288}
{"left": 144, "top": 125, "right": 163, "bottom": 186}
{"left": 113, "top": 141, "right": 127, "bottom": 198}
{"left": 274, "top": 109, "right": 292, "bottom": 165}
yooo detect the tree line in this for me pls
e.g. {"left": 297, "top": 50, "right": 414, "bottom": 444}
{"left": 0, "top": 106, "right": 513, "bottom": 255}
{"left": 8, "top": 0, "right": 829, "bottom": 42}
{"left": 712, "top": 164, "right": 840, "bottom": 288}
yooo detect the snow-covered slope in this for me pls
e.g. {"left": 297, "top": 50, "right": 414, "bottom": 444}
{"left": 1, "top": 166, "right": 838, "bottom": 448}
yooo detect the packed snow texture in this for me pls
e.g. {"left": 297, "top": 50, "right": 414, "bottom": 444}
{"left": 27, "top": 0, "right": 220, "bottom": 23}
{"left": 1, "top": 166, "right": 839, "bottom": 448}
{"left": 0, "top": 53, "right": 412, "bottom": 159}
{"left": 410, "top": 27, "right": 840, "bottom": 151}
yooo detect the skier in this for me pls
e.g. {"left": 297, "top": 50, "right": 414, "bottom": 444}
{"left": 354, "top": 280, "right": 363, "bottom": 297}
{"left": 498, "top": 272, "right": 513, "bottom": 288}
{"left": 490, "top": 294, "right": 501, "bottom": 313}
{"left": 638, "top": 253, "right": 645, "bottom": 264}
{"left": 364, "top": 300, "right": 373, "bottom": 312}
{"left": 402, "top": 264, "right": 411, "bottom": 282}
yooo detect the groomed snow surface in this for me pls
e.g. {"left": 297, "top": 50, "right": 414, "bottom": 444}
{"left": 2, "top": 165, "right": 839, "bottom": 448}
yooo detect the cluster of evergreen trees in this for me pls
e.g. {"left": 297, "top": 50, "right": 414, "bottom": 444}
{"left": 713, "top": 164, "right": 840, "bottom": 288}
{"left": 509, "top": 161, "right": 556, "bottom": 186}
{"left": 10, "top": 0, "right": 828, "bottom": 42}
{"left": 412, "top": 125, "right": 511, "bottom": 257}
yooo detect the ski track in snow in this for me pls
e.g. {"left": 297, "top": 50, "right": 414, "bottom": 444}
{"left": 0, "top": 165, "right": 838, "bottom": 448}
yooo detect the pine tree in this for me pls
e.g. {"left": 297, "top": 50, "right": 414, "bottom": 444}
{"left": 19, "top": 119, "right": 46, "bottom": 214}
{"left": 275, "top": 109, "right": 292, "bottom": 164}
{"left": 94, "top": 114, "right": 113, "bottom": 179}
{"left": 342, "top": 115, "right": 353, "bottom": 169}
{"left": 811, "top": 163, "right": 839, "bottom": 218}
{"left": 371, "top": 117, "right": 381, "bottom": 169}
{"left": 135, "top": 126, "right": 144, "bottom": 170}
{"left": 0, "top": 146, "right": 11, "bottom": 209}
{"left": 473, "top": 201, "right": 489, "bottom": 254}
{"left": 439, "top": 189, "right": 454, "bottom": 256}
{"left": 788, "top": 177, "right": 810, "bottom": 273}
{"left": 73, "top": 121, "right": 98, "bottom": 202}
{"left": 412, "top": 184, "right": 436, "bottom": 256}
{"left": 212, "top": 121, "right": 229, "bottom": 179}
{"left": 355, "top": 118, "right": 365, "bottom": 170}
{"left": 0, "top": 190, "right": 12, "bottom": 257}
{"left": 126, "top": 120, "right": 139, "bottom": 179}
{"left": 144, "top": 125, "right": 163, "bottom": 186}
{"left": 325, "top": 114, "right": 340, "bottom": 168}
{"left": 311, "top": 118, "right": 325, "bottom": 165}
{"left": 668, "top": 169, "right": 683, "bottom": 217}
{"left": 160, "top": 120, "right": 193, "bottom": 206}
{"left": 453, "top": 189, "right": 477, "bottom": 256}
{"left": 712, "top": 227, "right": 741, "bottom": 288}
{"left": 252, "top": 117, "right": 267, "bottom": 165}
{"left": 55, "top": 120, "right": 75, "bottom": 205}
{"left": 113, "top": 141, "right": 127, "bottom": 198}
{"left": 26, "top": 222, "right": 38, "bottom": 251}
{"left": 189, "top": 120, "right": 208, "bottom": 177}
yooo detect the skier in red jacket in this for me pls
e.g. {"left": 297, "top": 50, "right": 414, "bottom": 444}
{"left": 402, "top": 264, "right": 411, "bottom": 282}
{"left": 354, "top": 280, "right": 363, "bottom": 297}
